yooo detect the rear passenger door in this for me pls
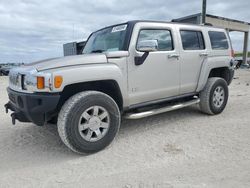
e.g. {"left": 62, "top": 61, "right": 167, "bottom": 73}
{"left": 178, "top": 29, "right": 208, "bottom": 94}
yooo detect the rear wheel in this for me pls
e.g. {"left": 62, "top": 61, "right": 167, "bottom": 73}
{"left": 199, "top": 77, "right": 228, "bottom": 115}
{"left": 57, "top": 91, "right": 121, "bottom": 154}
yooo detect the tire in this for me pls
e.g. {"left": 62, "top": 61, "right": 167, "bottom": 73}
{"left": 199, "top": 77, "right": 228, "bottom": 115}
{"left": 57, "top": 91, "right": 121, "bottom": 154}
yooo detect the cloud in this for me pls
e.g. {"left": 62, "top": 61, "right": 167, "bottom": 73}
{"left": 0, "top": 0, "right": 249, "bottom": 63}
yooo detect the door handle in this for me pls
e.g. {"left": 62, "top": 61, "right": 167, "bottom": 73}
{"left": 168, "top": 54, "right": 180, "bottom": 59}
{"left": 199, "top": 52, "right": 208, "bottom": 57}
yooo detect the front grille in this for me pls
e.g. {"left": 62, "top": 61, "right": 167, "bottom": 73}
{"left": 8, "top": 67, "right": 38, "bottom": 93}
{"left": 9, "top": 74, "right": 15, "bottom": 86}
{"left": 9, "top": 71, "right": 22, "bottom": 91}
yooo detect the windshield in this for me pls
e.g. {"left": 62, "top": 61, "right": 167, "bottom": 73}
{"left": 83, "top": 24, "right": 128, "bottom": 54}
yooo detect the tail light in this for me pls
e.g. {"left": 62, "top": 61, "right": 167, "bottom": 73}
{"left": 230, "top": 49, "right": 235, "bottom": 58}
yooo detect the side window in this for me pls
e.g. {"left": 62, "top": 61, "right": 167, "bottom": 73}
{"left": 137, "top": 29, "right": 174, "bottom": 51}
{"left": 180, "top": 30, "right": 205, "bottom": 50}
{"left": 208, "top": 31, "right": 229, "bottom": 49}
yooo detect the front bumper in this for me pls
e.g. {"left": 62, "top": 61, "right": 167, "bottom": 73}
{"left": 5, "top": 88, "right": 60, "bottom": 126}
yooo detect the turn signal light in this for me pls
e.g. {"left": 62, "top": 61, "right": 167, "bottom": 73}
{"left": 37, "top": 77, "right": 45, "bottom": 89}
{"left": 54, "top": 76, "right": 63, "bottom": 88}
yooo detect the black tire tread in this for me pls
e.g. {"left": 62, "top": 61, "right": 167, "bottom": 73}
{"left": 57, "top": 91, "right": 120, "bottom": 154}
{"left": 199, "top": 77, "right": 228, "bottom": 115}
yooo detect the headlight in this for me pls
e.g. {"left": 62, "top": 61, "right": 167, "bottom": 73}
{"left": 10, "top": 68, "right": 63, "bottom": 92}
{"left": 22, "top": 71, "right": 52, "bottom": 92}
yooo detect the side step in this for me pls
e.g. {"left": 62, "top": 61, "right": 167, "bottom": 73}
{"left": 124, "top": 98, "right": 200, "bottom": 119}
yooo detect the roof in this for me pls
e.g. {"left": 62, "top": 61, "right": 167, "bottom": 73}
{"left": 102, "top": 20, "right": 216, "bottom": 30}
{"left": 172, "top": 13, "right": 250, "bottom": 26}
{"left": 206, "top": 14, "right": 250, "bottom": 26}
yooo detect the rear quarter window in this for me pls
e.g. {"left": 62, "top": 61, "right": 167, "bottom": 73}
{"left": 208, "top": 31, "right": 229, "bottom": 50}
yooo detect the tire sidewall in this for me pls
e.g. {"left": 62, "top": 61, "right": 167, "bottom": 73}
{"left": 209, "top": 79, "right": 228, "bottom": 114}
{"left": 65, "top": 93, "right": 120, "bottom": 153}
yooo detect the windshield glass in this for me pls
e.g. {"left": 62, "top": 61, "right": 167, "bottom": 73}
{"left": 83, "top": 24, "right": 128, "bottom": 54}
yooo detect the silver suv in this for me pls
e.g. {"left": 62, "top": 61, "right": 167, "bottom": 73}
{"left": 5, "top": 21, "right": 235, "bottom": 154}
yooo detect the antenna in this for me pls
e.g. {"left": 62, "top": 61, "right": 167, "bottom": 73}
{"left": 73, "top": 24, "right": 75, "bottom": 41}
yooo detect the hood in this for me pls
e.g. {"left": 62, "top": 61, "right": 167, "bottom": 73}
{"left": 24, "top": 54, "right": 107, "bottom": 71}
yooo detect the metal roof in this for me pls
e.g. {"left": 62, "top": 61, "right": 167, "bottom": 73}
{"left": 172, "top": 13, "right": 250, "bottom": 26}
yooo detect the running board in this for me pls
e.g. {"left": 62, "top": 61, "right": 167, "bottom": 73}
{"left": 124, "top": 98, "right": 200, "bottom": 119}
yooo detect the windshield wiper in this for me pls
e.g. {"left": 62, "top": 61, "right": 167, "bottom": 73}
{"left": 91, "top": 49, "right": 104, "bottom": 53}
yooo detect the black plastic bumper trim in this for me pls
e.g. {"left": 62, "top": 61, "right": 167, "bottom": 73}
{"left": 5, "top": 88, "right": 60, "bottom": 126}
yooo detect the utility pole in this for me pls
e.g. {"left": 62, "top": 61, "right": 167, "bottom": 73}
{"left": 202, "top": 0, "right": 207, "bottom": 24}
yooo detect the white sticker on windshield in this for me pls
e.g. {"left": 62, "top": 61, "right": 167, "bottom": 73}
{"left": 111, "top": 24, "right": 127, "bottom": 33}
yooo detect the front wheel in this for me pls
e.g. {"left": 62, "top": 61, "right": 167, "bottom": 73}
{"left": 199, "top": 77, "right": 229, "bottom": 115}
{"left": 57, "top": 91, "right": 121, "bottom": 154}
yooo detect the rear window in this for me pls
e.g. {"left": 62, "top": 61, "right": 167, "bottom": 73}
{"left": 180, "top": 30, "right": 205, "bottom": 50}
{"left": 208, "top": 31, "right": 229, "bottom": 50}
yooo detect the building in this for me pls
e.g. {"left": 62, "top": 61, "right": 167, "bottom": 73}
{"left": 63, "top": 41, "right": 86, "bottom": 56}
{"left": 172, "top": 13, "right": 250, "bottom": 65}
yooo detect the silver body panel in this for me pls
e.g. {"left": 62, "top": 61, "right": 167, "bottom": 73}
{"left": 127, "top": 22, "right": 180, "bottom": 105}
{"left": 23, "top": 54, "right": 108, "bottom": 71}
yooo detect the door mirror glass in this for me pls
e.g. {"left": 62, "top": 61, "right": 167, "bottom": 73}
{"left": 137, "top": 40, "right": 158, "bottom": 52}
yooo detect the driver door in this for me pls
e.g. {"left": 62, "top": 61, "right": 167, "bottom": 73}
{"left": 127, "top": 24, "right": 180, "bottom": 106}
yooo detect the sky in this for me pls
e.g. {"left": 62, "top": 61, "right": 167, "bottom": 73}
{"left": 0, "top": 0, "right": 249, "bottom": 63}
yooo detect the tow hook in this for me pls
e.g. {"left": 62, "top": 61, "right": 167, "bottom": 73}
{"left": 4, "top": 102, "right": 12, "bottom": 114}
{"left": 9, "top": 111, "right": 30, "bottom": 125}
{"left": 11, "top": 113, "right": 16, "bottom": 125}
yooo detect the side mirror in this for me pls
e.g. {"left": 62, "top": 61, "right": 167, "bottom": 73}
{"left": 137, "top": 40, "right": 158, "bottom": 52}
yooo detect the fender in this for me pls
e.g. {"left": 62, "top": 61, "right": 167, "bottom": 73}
{"left": 196, "top": 56, "right": 231, "bottom": 92}
{"left": 48, "top": 63, "right": 129, "bottom": 107}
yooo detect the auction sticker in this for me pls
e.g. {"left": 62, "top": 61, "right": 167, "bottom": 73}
{"left": 111, "top": 24, "right": 127, "bottom": 33}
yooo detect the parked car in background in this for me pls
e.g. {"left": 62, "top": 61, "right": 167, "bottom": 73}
{"left": 0, "top": 64, "right": 21, "bottom": 76}
{"left": 234, "top": 57, "right": 250, "bottom": 69}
